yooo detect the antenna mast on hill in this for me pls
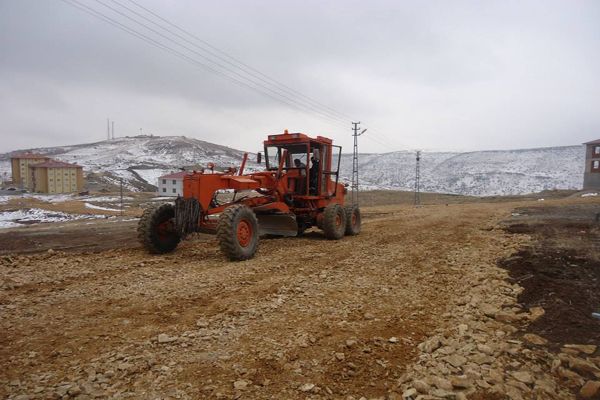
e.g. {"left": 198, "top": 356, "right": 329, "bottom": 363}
{"left": 112, "top": 121, "right": 115, "bottom": 140}
{"left": 351, "top": 122, "right": 366, "bottom": 206}
{"left": 414, "top": 150, "right": 421, "bottom": 206}
{"left": 107, "top": 118, "right": 110, "bottom": 140}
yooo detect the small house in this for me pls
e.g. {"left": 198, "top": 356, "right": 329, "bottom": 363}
{"left": 157, "top": 171, "right": 191, "bottom": 196}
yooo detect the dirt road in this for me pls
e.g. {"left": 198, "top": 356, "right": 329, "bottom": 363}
{"left": 0, "top": 199, "right": 598, "bottom": 399}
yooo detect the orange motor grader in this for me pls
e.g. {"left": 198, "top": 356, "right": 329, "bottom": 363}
{"left": 138, "top": 130, "right": 361, "bottom": 260}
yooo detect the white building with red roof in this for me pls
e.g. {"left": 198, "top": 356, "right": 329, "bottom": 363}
{"left": 157, "top": 171, "right": 191, "bottom": 196}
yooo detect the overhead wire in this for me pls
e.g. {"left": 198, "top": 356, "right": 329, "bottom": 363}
{"left": 120, "top": 0, "right": 404, "bottom": 147}
{"left": 122, "top": 0, "right": 356, "bottom": 123}
{"left": 60, "top": 0, "right": 403, "bottom": 151}
{"left": 60, "top": 0, "right": 350, "bottom": 132}
{"left": 89, "top": 0, "right": 351, "bottom": 128}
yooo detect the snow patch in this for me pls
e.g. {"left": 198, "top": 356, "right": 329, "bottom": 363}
{"left": 84, "top": 196, "right": 134, "bottom": 202}
{"left": 84, "top": 203, "right": 121, "bottom": 212}
{"left": 151, "top": 196, "right": 174, "bottom": 201}
{"left": 23, "top": 193, "right": 75, "bottom": 203}
{"left": 581, "top": 192, "right": 598, "bottom": 197}
{"left": 0, "top": 208, "right": 105, "bottom": 229}
{"left": 0, "top": 196, "right": 14, "bottom": 204}
{"left": 134, "top": 169, "right": 174, "bottom": 186}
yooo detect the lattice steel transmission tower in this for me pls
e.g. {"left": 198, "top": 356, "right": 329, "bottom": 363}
{"left": 351, "top": 122, "right": 366, "bottom": 206}
{"left": 414, "top": 150, "right": 421, "bottom": 206}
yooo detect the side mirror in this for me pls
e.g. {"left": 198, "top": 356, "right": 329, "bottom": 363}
{"left": 257, "top": 152, "right": 262, "bottom": 164}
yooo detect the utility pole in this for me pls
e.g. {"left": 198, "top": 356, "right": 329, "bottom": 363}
{"left": 111, "top": 121, "right": 115, "bottom": 140}
{"left": 414, "top": 150, "right": 421, "bottom": 206}
{"left": 351, "top": 122, "right": 366, "bottom": 206}
{"left": 107, "top": 118, "right": 110, "bottom": 140}
{"left": 120, "top": 178, "right": 124, "bottom": 217}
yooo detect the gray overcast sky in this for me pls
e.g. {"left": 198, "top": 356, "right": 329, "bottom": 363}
{"left": 0, "top": 0, "right": 599, "bottom": 154}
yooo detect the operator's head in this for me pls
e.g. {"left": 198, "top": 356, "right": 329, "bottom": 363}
{"left": 294, "top": 159, "right": 301, "bottom": 166}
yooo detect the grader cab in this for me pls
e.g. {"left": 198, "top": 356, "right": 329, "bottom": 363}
{"left": 138, "top": 130, "right": 361, "bottom": 260}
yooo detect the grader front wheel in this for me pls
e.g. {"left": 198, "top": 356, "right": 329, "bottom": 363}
{"left": 217, "top": 204, "right": 259, "bottom": 261}
{"left": 138, "top": 203, "right": 181, "bottom": 254}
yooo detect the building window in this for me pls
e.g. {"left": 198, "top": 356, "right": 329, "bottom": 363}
{"left": 172, "top": 188, "right": 176, "bottom": 193}
{"left": 595, "top": 146, "right": 600, "bottom": 155}
{"left": 593, "top": 160, "right": 600, "bottom": 171}
{"left": 172, "top": 179, "right": 176, "bottom": 184}
{"left": 162, "top": 188, "right": 166, "bottom": 192}
{"left": 162, "top": 179, "right": 166, "bottom": 184}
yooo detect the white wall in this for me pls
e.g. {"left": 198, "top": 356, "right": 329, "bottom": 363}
{"left": 157, "top": 177, "right": 183, "bottom": 196}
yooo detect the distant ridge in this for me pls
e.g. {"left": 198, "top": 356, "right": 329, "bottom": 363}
{"left": 0, "top": 136, "right": 585, "bottom": 196}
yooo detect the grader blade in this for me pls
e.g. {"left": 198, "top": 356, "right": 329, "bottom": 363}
{"left": 257, "top": 214, "right": 298, "bottom": 237}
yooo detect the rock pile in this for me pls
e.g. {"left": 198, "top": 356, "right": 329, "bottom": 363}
{"left": 397, "top": 250, "right": 600, "bottom": 400}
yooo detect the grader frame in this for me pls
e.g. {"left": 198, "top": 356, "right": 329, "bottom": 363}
{"left": 138, "top": 130, "right": 361, "bottom": 260}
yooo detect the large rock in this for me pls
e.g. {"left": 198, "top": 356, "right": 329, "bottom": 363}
{"left": 418, "top": 337, "right": 441, "bottom": 354}
{"left": 427, "top": 376, "right": 453, "bottom": 391}
{"left": 412, "top": 379, "right": 430, "bottom": 394}
{"left": 511, "top": 371, "right": 533, "bottom": 385}
{"left": 557, "top": 367, "right": 585, "bottom": 386}
{"left": 298, "top": 383, "right": 315, "bottom": 392}
{"left": 564, "top": 344, "right": 597, "bottom": 355}
{"left": 495, "top": 311, "right": 522, "bottom": 323}
{"left": 450, "top": 375, "right": 473, "bottom": 389}
{"left": 527, "top": 306, "right": 545, "bottom": 321}
{"left": 569, "top": 357, "right": 600, "bottom": 375}
{"left": 445, "top": 354, "right": 467, "bottom": 368}
{"left": 476, "top": 343, "right": 494, "bottom": 355}
{"left": 157, "top": 333, "right": 177, "bottom": 343}
{"left": 534, "top": 378, "right": 556, "bottom": 396}
{"left": 401, "top": 387, "right": 417, "bottom": 399}
{"left": 233, "top": 380, "right": 249, "bottom": 390}
{"left": 580, "top": 381, "right": 600, "bottom": 399}
{"left": 523, "top": 333, "right": 548, "bottom": 346}
{"left": 479, "top": 303, "right": 498, "bottom": 317}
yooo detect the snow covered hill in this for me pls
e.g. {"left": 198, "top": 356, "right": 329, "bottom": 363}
{"left": 338, "top": 145, "right": 585, "bottom": 196}
{"left": 0, "top": 136, "right": 586, "bottom": 196}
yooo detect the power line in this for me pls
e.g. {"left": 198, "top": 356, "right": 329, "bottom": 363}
{"left": 108, "top": 0, "right": 353, "bottom": 125}
{"left": 60, "top": 0, "right": 350, "bottom": 132}
{"left": 61, "top": 0, "right": 404, "bottom": 151}
{"left": 351, "top": 122, "right": 366, "bottom": 206}
{"left": 122, "top": 0, "right": 356, "bottom": 123}
{"left": 414, "top": 150, "right": 421, "bottom": 206}
{"left": 88, "top": 0, "right": 350, "bottom": 127}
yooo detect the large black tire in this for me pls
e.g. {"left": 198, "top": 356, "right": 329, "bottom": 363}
{"left": 322, "top": 204, "right": 346, "bottom": 240}
{"left": 138, "top": 203, "right": 181, "bottom": 254}
{"left": 344, "top": 205, "right": 361, "bottom": 236}
{"left": 217, "top": 204, "right": 259, "bottom": 261}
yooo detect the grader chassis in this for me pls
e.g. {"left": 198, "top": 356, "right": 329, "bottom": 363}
{"left": 138, "top": 131, "right": 361, "bottom": 260}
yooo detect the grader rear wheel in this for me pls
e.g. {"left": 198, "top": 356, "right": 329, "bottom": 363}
{"left": 322, "top": 203, "right": 346, "bottom": 240}
{"left": 138, "top": 203, "right": 181, "bottom": 254}
{"left": 344, "top": 205, "right": 361, "bottom": 236}
{"left": 217, "top": 204, "right": 259, "bottom": 261}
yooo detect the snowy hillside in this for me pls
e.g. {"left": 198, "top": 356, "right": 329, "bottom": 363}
{"left": 338, "top": 145, "right": 585, "bottom": 196}
{"left": 0, "top": 136, "right": 586, "bottom": 196}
